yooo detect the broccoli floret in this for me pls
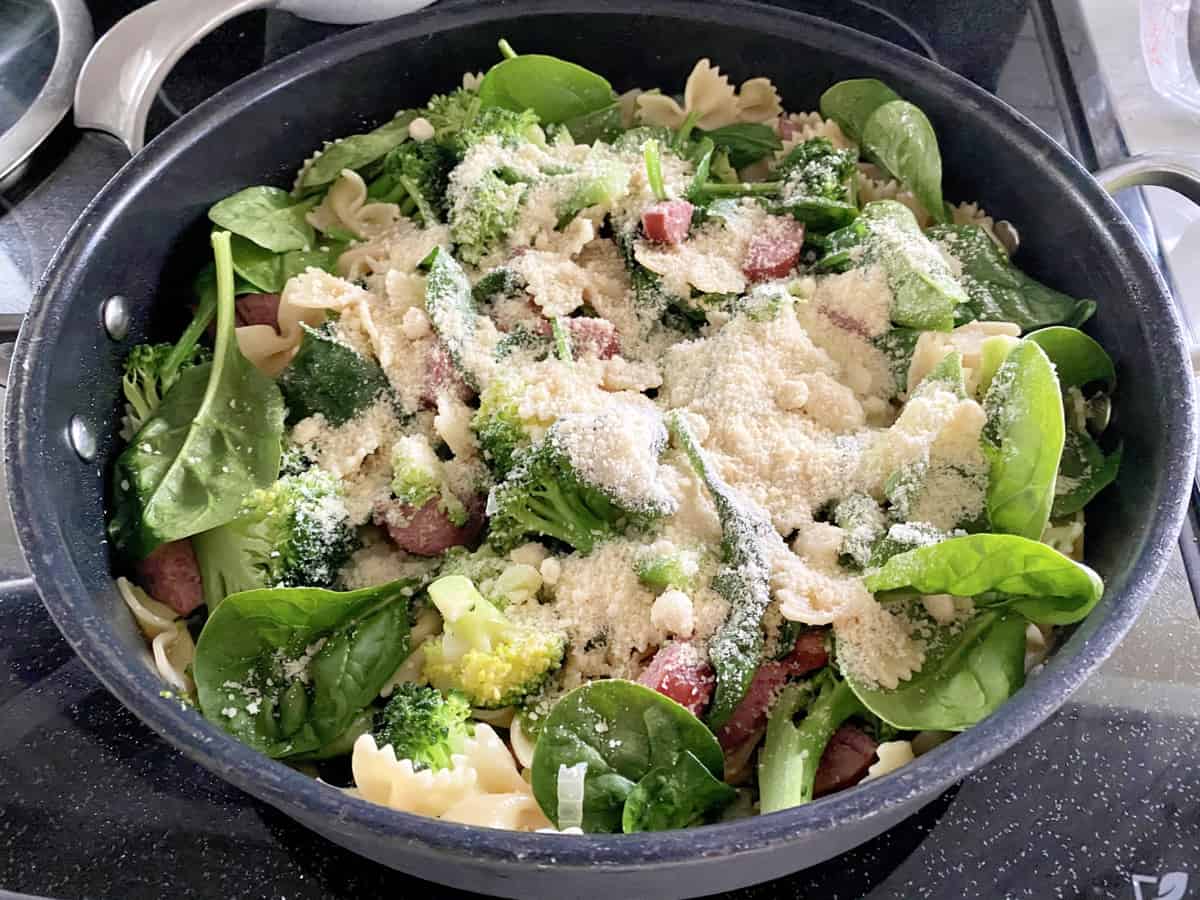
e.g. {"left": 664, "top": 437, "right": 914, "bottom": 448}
{"left": 472, "top": 371, "right": 536, "bottom": 478}
{"left": 391, "top": 434, "right": 468, "bottom": 527}
{"left": 372, "top": 683, "right": 473, "bottom": 770}
{"left": 381, "top": 140, "right": 454, "bottom": 224}
{"left": 556, "top": 158, "right": 631, "bottom": 228}
{"left": 635, "top": 548, "right": 701, "bottom": 591}
{"left": 422, "top": 88, "right": 483, "bottom": 154}
{"left": 494, "top": 326, "right": 553, "bottom": 363}
{"left": 191, "top": 468, "right": 359, "bottom": 607}
{"left": 472, "top": 266, "right": 526, "bottom": 306}
{"left": 120, "top": 341, "right": 212, "bottom": 441}
{"left": 449, "top": 169, "right": 528, "bottom": 265}
{"left": 439, "top": 546, "right": 544, "bottom": 607}
{"left": 458, "top": 106, "right": 543, "bottom": 154}
{"left": 487, "top": 426, "right": 665, "bottom": 555}
{"left": 421, "top": 574, "right": 565, "bottom": 708}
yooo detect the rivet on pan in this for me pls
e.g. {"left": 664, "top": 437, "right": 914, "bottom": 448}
{"left": 68, "top": 415, "right": 97, "bottom": 462}
{"left": 102, "top": 295, "right": 129, "bottom": 341}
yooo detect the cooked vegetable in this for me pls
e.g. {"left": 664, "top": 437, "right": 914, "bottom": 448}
{"left": 391, "top": 434, "right": 468, "bottom": 526}
{"left": 278, "top": 323, "right": 393, "bottom": 425}
{"left": 843, "top": 605, "right": 1027, "bottom": 732}
{"left": 759, "top": 669, "right": 865, "bottom": 812}
{"left": 194, "top": 579, "right": 418, "bottom": 756}
{"left": 110, "top": 232, "right": 285, "bottom": 560}
{"left": 530, "top": 679, "right": 732, "bottom": 832}
{"left": 295, "top": 111, "right": 417, "bottom": 193}
{"left": 423, "top": 247, "right": 483, "bottom": 387}
{"left": 209, "top": 186, "right": 318, "bottom": 253}
{"left": 667, "top": 410, "right": 776, "bottom": 731}
{"left": 478, "top": 42, "right": 614, "bottom": 124}
{"left": 864, "top": 532, "right": 1103, "bottom": 625}
{"left": 982, "top": 339, "right": 1065, "bottom": 539}
{"left": 421, "top": 575, "right": 565, "bottom": 708}
{"left": 930, "top": 225, "right": 1095, "bottom": 330}
{"left": 696, "top": 122, "right": 782, "bottom": 169}
{"left": 372, "top": 682, "right": 473, "bottom": 770}
{"left": 119, "top": 339, "right": 212, "bottom": 442}
{"left": 191, "top": 467, "right": 359, "bottom": 607}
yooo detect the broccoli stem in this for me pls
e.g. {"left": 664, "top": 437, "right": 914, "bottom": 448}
{"left": 498, "top": 38, "right": 518, "bottom": 60}
{"left": 399, "top": 174, "right": 439, "bottom": 225}
{"left": 700, "top": 181, "right": 782, "bottom": 197}
{"left": 758, "top": 672, "right": 865, "bottom": 813}
{"left": 551, "top": 317, "right": 573, "bottom": 363}
{"left": 644, "top": 139, "right": 668, "bottom": 202}
{"left": 525, "top": 481, "right": 610, "bottom": 554}
{"left": 673, "top": 111, "right": 701, "bottom": 152}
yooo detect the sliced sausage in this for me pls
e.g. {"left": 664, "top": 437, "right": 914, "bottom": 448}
{"left": 642, "top": 199, "right": 695, "bottom": 245}
{"left": 743, "top": 216, "right": 806, "bottom": 282}
{"left": 812, "top": 724, "right": 878, "bottom": 797}
{"left": 716, "top": 630, "right": 829, "bottom": 750}
{"left": 535, "top": 317, "right": 621, "bottom": 360}
{"left": 419, "top": 342, "right": 473, "bottom": 409}
{"left": 374, "top": 495, "right": 484, "bottom": 557}
{"left": 135, "top": 539, "right": 204, "bottom": 616}
{"left": 235, "top": 293, "right": 281, "bottom": 331}
{"left": 638, "top": 641, "right": 715, "bottom": 716}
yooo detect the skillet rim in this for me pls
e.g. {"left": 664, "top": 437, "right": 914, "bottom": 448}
{"left": 6, "top": 0, "right": 1196, "bottom": 872}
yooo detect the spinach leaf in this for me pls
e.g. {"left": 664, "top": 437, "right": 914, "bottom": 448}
{"left": 929, "top": 225, "right": 1096, "bottom": 331}
{"left": 873, "top": 326, "right": 922, "bottom": 395}
{"left": 861, "top": 100, "right": 947, "bottom": 225}
{"left": 860, "top": 201, "right": 965, "bottom": 331}
{"left": 697, "top": 123, "right": 782, "bottom": 170}
{"left": 423, "top": 246, "right": 482, "bottom": 391}
{"left": 278, "top": 324, "right": 393, "bottom": 425}
{"left": 561, "top": 101, "right": 623, "bottom": 145}
{"left": 819, "top": 78, "right": 901, "bottom": 143}
{"left": 295, "top": 111, "right": 417, "bottom": 193}
{"left": 844, "top": 606, "right": 1027, "bottom": 731}
{"left": 864, "top": 532, "right": 1103, "bottom": 625}
{"left": 982, "top": 339, "right": 1065, "bottom": 539}
{"left": 110, "top": 232, "right": 285, "bottom": 559}
{"left": 667, "top": 412, "right": 777, "bottom": 731}
{"left": 478, "top": 54, "right": 614, "bottom": 124}
{"left": 529, "top": 679, "right": 727, "bottom": 833}
{"left": 621, "top": 750, "right": 736, "bottom": 832}
{"left": 229, "top": 234, "right": 346, "bottom": 294}
{"left": 209, "top": 187, "right": 318, "bottom": 253}
{"left": 1052, "top": 428, "right": 1122, "bottom": 518}
{"left": 194, "top": 580, "right": 418, "bottom": 757}
{"left": 1026, "top": 326, "right": 1115, "bottom": 390}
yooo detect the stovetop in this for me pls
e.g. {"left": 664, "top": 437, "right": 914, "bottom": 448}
{"left": 1, "top": 2, "right": 1199, "bottom": 899}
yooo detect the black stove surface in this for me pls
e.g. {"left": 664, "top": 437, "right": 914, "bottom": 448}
{"left": 1, "top": 2, "right": 1198, "bottom": 899}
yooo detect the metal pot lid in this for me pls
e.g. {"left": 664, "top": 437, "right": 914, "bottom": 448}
{"left": 0, "top": 0, "right": 92, "bottom": 190}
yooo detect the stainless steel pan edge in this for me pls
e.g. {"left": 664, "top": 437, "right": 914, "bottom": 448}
{"left": 5, "top": 1, "right": 1195, "bottom": 896}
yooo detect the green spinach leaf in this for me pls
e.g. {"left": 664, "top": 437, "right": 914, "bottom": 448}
{"left": 861, "top": 100, "right": 947, "bottom": 225}
{"left": 1025, "top": 326, "right": 1115, "bottom": 390}
{"left": 478, "top": 54, "right": 614, "bottom": 124}
{"left": 110, "top": 232, "right": 285, "bottom": 559}
{"left": 561, "top": 101, "right": 623, "bottom": 145}
{"left": 982, "top": 339, "right": 1065, "bottom": 539}
{"left": 621, "top": 750, "right": 736, "bottom": 832}
{"left": 667, "top": 412, "right": 777, "bottom": 731}
{"left": 859, "top": 201, "right": 965, "bottom": 331}
{"left": 229, "top": 234, "right": 346, "bottom": 294}
{"left": 295, "top": 112, "right": 417, "bottom": 193}
{"left": 194, "top": 579, "right": 418, "bottom": 757}
{"left": 209, "top": 187, "right": 318, "bottom": 253}
{"left": 844, "top": 606, "right": 1026, "bottom": 731}
{"left": 864, "top": 532, "right": 1103, "bottom": 625}
{"left": 278, "top": 324, "right": 393, "bottom": 425}
{"left": 930, "top": 225, "right": 1096, "bottom": 331}
{"left": 697, "top": 123, "right": 782, "bottom": 170}
{"left": 530, "top": 679, "right": 727, "bottom": 833}
{"left": 819, "top": 78, "right": 901, "bottom": 143}
{"left": 1052, "top": 428, "right": 1122, "bottom": 518}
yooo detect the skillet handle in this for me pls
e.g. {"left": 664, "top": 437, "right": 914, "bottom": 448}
{"left": 1093, "top": 153, "right": 1200, "bottom": 372}
{"left": 73, "top": 0, "right": 275, "bottom": 154}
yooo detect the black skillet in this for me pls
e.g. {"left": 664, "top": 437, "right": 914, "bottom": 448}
{"left": 4, "top": 2, "right": 1197, "bottom": 897}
